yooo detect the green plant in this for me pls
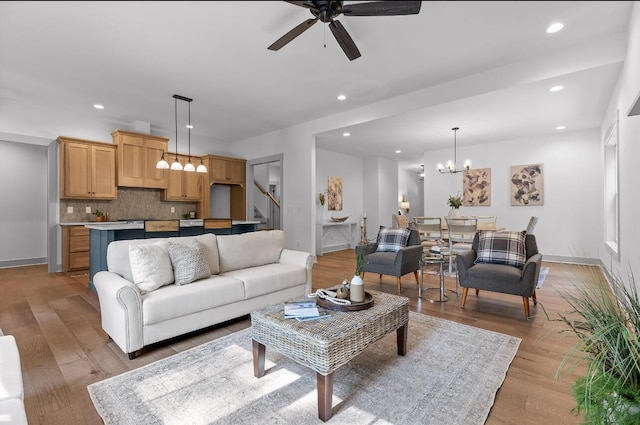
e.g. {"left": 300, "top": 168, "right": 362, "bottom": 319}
{"left": 318, "top": 192, "right": 326, "bottom": 206}
{"left": 447, "top": 193, "right": 463, "bottom": 209}
{"left": 556, "top": 267, "right": 640, "bottom": 424}
{"left": 93, "top": 209, "right": 103, "bottom": 217}
{"left": 354, "top": 243, "right": 371, "bottom": 276}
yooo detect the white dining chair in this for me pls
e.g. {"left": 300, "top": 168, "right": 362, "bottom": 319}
{"left": 445, "top": 216, "right": 478, "bottom": 275}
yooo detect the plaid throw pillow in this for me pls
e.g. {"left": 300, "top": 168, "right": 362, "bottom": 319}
{"left": 475, "top": 230, "right": 527, "bottom": 268}
{"left": 376, "top": 228, "right": 411, "bottom": 252}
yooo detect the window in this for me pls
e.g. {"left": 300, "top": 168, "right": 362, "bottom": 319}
{"left": 603, "top": 111, "right": 619, "bottom": 259}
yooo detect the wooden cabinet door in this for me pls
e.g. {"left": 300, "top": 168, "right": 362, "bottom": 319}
{"left": 117, "top": 134, "right": 145, "bottom": 187}
{"left": 91, "top": 144, "right": 117, "bottom": 199}
{"left": 63, "top": 142, "right": 91, "bottom": 198}
{"left": 209, "top": 157, "right": 227, "bottom": 182}
{"left": 226, "top": 160, "right": 245, "bottom": 184}
{"left": 145, "top": 139, "right": 168, "bottom": 188}
{"left": 165, "top": 155, "right": 201, "bottom": 201}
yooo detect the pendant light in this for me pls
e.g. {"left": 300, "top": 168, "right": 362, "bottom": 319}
{"left": 170, "top": 95, "right": 183, "bottom": 171}
{"left": 436, "top": 127, "right": 471, "bottom": 174}
{"left": 183, "top": 97, "right": 195, "bottom": 172}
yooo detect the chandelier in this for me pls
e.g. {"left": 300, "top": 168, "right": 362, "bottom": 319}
{"left": 437, "top": 127, "right": 471, "bottom": 174}
{"left": 156, "top": 94, "right": 207, "bottom": 173}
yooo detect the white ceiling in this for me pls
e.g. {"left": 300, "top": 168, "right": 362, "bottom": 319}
{"left": 0, "top": 1, "right": 632, "bottom": 172}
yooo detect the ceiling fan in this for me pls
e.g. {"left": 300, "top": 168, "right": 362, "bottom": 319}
{"left": 268, "top": 1, "right": 422, "bottom": 61}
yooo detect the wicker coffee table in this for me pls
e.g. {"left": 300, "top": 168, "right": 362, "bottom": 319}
{"left": 251, "top": 290, "right": 409, "bottom": 422}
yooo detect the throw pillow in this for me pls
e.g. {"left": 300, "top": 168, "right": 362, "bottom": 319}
{"left": 128, "top": 240, "right": 174, "bottom": 293}
{"left": 168, "top": 240, "right": 211, "bottom": 285}
{"left": 376, "top": 227, "right": 412, "bottom": 252}
{"left": 475, "top": 230, "right": 527, "bottom": 268}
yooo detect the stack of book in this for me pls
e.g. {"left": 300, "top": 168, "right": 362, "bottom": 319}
{"left": 284, "top": 301, "right": 330, "bottom": 322}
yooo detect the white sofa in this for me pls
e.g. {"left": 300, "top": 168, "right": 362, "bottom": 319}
{"left": 93, "top": 230, "right": 315, "bottom": 359}
{"left": 0, "top": 335, "right": 28, "bottom": 424}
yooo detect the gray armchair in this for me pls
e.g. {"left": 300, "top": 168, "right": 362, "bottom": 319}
{"left": 456, "top": 232, "right": 542, "bottom": 319}
{"left": 355, "top": 228, "right": 423, "bottom": 294}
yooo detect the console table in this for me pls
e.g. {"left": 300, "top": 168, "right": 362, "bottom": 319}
{"left": 315, "top": 221, "right": 357, "bottom": 255}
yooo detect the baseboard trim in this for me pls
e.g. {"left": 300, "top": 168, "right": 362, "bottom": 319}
{"left": 542, "top": 254, "right": 601, "bottom": 266}
{"left": 0, "top": 257, "right": 46, "bottom": 269}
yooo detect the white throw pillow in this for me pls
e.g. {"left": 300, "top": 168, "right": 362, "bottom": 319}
{"left": 128, "top": 240, "right": 174, "bottom": 293}
{"left": 168, "top": 240, "right": 211, "bottom": 285}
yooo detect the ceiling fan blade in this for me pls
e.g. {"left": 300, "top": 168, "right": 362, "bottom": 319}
{"left": 268, "top": 18, "right": 319, "bottom": 51}
{"left": 329, "top": 20, "right": 361, "bottom": 61}
{"left": 342, "top": 1, "right": 422, "bottom": 16}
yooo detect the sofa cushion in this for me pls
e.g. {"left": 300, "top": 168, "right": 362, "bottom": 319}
{"left": 221, "top": 263, "right": 307, "bottom": 299}
{"left": 376, "top": 227, "right": 411, "bottom": 252}
{"left": 129, "top": 240, "right": 174, "bottom": 293}
{"left": 217, "top": 230, "right": 285, "bottom": 273}
{"left": 475, "top": 230, "right": 527, "bottom": 268}
{"left": 142, "top": 275, "right": 245, "bottom": 326}
{"left": 168, "top": 240, "right": 211, "bottom": 285}
{"left": 169, "top": 233, "right": 220, "bottom": 275}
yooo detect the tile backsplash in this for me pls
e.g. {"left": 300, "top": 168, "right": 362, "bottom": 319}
{"left": 60, "top": 187, "right": 197, "bottom": 222}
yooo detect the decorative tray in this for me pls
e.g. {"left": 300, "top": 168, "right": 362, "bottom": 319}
{"left": 316, "top": 291, "right": 374, "bottom": 312}
{"left": 330, "top": 216, "right": 349, "bottom": 222}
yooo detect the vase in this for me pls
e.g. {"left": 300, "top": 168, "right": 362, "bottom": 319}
{"left": 448, "top": 208, "right": 460, "bottom": 218}
{"left": 350, "top": 275, "right": 364, "bottom": 302}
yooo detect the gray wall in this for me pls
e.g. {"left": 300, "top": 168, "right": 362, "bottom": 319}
{"left": 0, "top": 139, "right": 48, "bottom": 267}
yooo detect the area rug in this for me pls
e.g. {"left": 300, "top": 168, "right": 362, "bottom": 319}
{"left": 537, "top": 266, "right": 550, "bottom": 289}
{"left": 88, "top": 312, "right": 521, "bottom": 425}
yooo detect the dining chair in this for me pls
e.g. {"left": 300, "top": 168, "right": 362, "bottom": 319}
{"left": 413, "top": 216, "right": 442, "bottom": 250}
{"left": 395, "top": 214, "right": 410, "bottom": 229}
{"left": 476, "top": 215, "right": 497, "bottom": 231}
{"left": 527, "top": 216, "right": 539, "bottom": 234}
{"left": 444, "top": 216, "right": 478, "bottom": 274}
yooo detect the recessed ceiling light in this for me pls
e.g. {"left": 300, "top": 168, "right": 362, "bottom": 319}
{"left": 556, "top": 125, "right": 566, "bottom": 130}
{"left": 395, "top": 150, "right": 401, "bottom": 154}
{"left": 93, "top": 104, "right": 104, "bottom": 109}
{"left": 337, "top": 94, "right": 346, "bottom": 101}
{"left": 546, "top": 22, "right": 564, "bottom": 34}
{"left": 343, "top": 132, "right": 350, "bottom": 137}
{"left": 549, "top": 85, "right": 564, "bottom": 92}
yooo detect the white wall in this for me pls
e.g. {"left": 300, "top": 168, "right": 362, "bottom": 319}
{"left": 423, "top": 129, "right": 603, "bottom": 262}
{"left": 602, "top": 2, "right": 640, "bottom": 288}
{"left": 0, "top": 140, "right": 48, "bottom": 266}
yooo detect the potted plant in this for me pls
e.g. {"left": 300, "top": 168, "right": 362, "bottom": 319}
{"left": 555, "top": 267, "right": 640, "bottom": 424}
{"left": 447, "top": 193, "right": 463, "bottom": 217}
{"left": 93, "top": 209, "right": 105, "bottom": 222}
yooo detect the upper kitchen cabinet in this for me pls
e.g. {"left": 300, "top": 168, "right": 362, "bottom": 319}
{"left": 112, "top": 130, "right": 169, "bottom": 189}
{"left": 164, "top": 154, "right": 202, "bottom": 201}
{"left": 59, "top": 137, "right": 117, "bottom": 199}
{"left": 208, "top": 155, "right": 246, "bottom": 185}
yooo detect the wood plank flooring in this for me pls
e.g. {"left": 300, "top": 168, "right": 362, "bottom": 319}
{"left": 0, "top": 251, "right": 589, "bottom": 424}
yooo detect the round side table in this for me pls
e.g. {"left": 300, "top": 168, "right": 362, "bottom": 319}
{"left": 420, "top": 254, "right": 447, "bottom": 302}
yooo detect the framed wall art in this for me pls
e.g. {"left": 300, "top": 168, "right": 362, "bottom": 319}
{"left": 510, "top": 163, "right": 544, "bottom": 206}
{"left": 327, "top": 176, "right": 343, "bottom": 211}
{"left": 463, "top": 168, "right": 491, "bottom": 206}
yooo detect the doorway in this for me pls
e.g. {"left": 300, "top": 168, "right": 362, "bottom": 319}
{"left": 247, "top": 154, "right": 283, "bottom": 231}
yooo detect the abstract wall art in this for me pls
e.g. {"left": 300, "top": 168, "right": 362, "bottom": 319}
{"left": 510, "top": 163, "right": 544, "bottom": 206}
{"left": 327, "top": 176, "right": 343, "bottom": 211}
{"left": 463, "top": 168, "right": 491, "bottom": 206}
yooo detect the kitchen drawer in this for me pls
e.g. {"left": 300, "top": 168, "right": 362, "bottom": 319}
{"left": 69, "top": 235, "right": 89, "bottom": 252}
{"left": 69, "top": 226, "right": 89, "bottom": 237}
{"left": 69, "top": 251, "right": 90, "bottom": 270}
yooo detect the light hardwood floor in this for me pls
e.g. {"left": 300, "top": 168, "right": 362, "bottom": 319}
{"left": 0, "top": 250, "right": 589, "bottom": 424}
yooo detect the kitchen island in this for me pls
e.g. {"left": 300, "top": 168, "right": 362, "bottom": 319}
{"left": 83, "top": 219, "right": 260, "bottom": 290}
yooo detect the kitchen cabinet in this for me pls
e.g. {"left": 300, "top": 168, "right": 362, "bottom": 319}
{"left": 61, "top": 225, "right": 90, "bottom": 272}
{"left": 164, "top": 154, "right": 202, "bottom": 201}
{"left": 112, "top": 130, "right": 169, "bottom": 189}
{"left": 59, "top": 137, "right": 117, "bottom": 199}
{"left": 208, "top": 155, "right": 246, "bottom": 185}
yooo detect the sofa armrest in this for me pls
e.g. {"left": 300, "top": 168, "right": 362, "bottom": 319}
{"left": 279, "top": 249, "right": 316, "bottom": 294}
{"left": 521, "top": 253, "right": 542, "bottom": 290}
{"left": 93, "top": 271, "right": 144, "bottom": 355}
{"left": 456, "top": 249, "right": 476, "bottom": 281}
{"left": 395, "top": 245, "right": 423, "bottom": 273}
